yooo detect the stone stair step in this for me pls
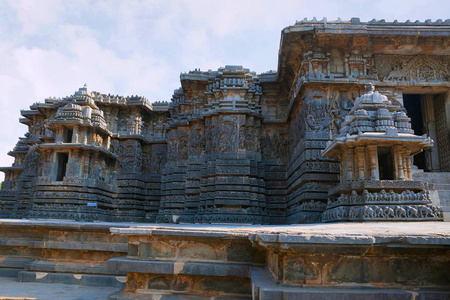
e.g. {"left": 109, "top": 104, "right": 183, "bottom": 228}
{"left": 18, "top": 270, "right": 126, "bottom": 288}
{"left": 250, "top": 267, "right": 450, "bottom": 300}
{"left": 108, "top": 290, "right": 251, "bottom": 300}
{"left": 27, "top": 260, "right": 126, "bottom": 276}
{"left": 108, "top": 256, "right": 251, "bottom": 278}
{"left": 0, "top": 257, "right": 34, "bottom": 269}
{"left": 0, "top": 267, "right": 23, "bottom": 278}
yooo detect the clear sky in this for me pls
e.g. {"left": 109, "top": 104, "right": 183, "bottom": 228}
{"left": 0, "top": 0, "right": 448, "bottom": 181}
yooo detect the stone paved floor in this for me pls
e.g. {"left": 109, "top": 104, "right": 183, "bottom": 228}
{"left": 0, "top": 277, "right": 119, "bottom": 300}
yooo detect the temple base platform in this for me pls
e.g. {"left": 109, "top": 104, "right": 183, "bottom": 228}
{"left": 0, "top": 219, "right": 449, "bottom": 299}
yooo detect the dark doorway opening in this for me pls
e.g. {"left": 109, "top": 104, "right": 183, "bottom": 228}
{"left": 378, "top": 147, "right": 394, "bottom": 180}
{"left": 403, "top": 94, "right": 427, "bottom": 171}
{"left": 56, "top": 152, "right": 69, "bottom": 181}
{"left": 64, "top": 128, "right": 73, "bottom": 143}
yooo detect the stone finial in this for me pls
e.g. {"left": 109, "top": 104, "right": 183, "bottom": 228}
{"left": 365, "top": 83, "right": 375, "bottom": 93}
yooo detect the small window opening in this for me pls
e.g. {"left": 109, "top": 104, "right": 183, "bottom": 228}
{"left": 378, "top": 147, "right": 394, "bottom": 180}
{"left": 56, "top": 152, "right": 69, "bottom": 181}
{"left": 64, "top": 128, "right": 73, "bottom": 143}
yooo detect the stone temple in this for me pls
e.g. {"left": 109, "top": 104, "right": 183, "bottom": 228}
{"left": 0, "top": 18, "right": 450, "bottom": 300}
{"left": 1, "top": 18, "right": 449, "bottom": 225}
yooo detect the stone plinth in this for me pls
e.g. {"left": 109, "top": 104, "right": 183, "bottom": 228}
{"left": 0, "top": 219, "right": 449, "bottom": 298}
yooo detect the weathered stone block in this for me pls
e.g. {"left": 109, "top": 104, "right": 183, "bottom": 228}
{"left": 139, "top": 240, "right": 177, "bottom": 260}
{"left": 178, "top": 242, "right": 221, "bottom": 261}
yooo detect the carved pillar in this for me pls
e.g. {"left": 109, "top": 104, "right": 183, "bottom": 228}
{"left": 69, "top": 149, "right": 80, "bottom": 178}
{"left": 393, "top": 145, "right": 405, "bottom": 180}
{"left": 326, "top": 56, "right": 331, "bottom": 76}
{"left": 55, "top": 127, "right": 63, "bottom": 143}
{"left": 79, "top": 128, "right": 87, "bottom": 145}
{"left": 422, "top": 95, "right": 440, "bottom": 171}
{"left": 344, "top": 56, "right": 349, "bottom": 77}
{"left": 367, "top": 145, "right": 379, "bottom": 180}
{"left": 344, "top": 148, "right": 354, "bottom": 181}
{"left": 72, "top": 126, "right": 79, "bottom": 143}
{"left": 403, "top": 149, "right": 412, "bottom": 180}
{"left": 355, "top": 146, "right": 365, "bottom": 180}
{"left": 106, "top": 136, "right": 111, "bottom": 150}
{"left": 82, "top": 150, "right": 90, "bottom": 179}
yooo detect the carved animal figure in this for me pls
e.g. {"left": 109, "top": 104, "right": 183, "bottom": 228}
{"left": 383, "top": 206, "right": 395, "bottom": 218}
{"left": 407, "top": 206, "right": 419, "bottom": 218}
{"left": 386, "top": 70, "right": 403, "bottom": 81}
{"left": 394, "top": 206, "right": 406, "bottom": 218}
{"left": 363, "top": 206, "right": 374, "bottom": 218}
{"left": 374, "top": 206, "right": 383, "bottom": 217}
{"left": 419, "top": 206, "right": 433, "bottom": 218}
{"left": 349, "top": 206, "right": 360, "bottom": 218}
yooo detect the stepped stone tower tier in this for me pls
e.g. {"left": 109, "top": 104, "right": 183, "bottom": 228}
{"left": 1, "top": 18, "right": 450, "bottom": 223}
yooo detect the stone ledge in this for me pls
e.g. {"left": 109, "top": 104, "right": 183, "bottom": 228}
{"left": 0, "top": 238, "right": 127, "bottom": 252}
{"left": 108, "top": 257, "right": 251, "bottom": 278}
{"left": 1, "top": 219, "right": 450, "bottom": 247}
{"left": 28, "top": 260, "right": 126, "bottom": 275}
{"left": 111, "top": 222, "right": 450, "bottom": 246}
{"left": 18, "top": 271, "right": 126, "bottom": 288}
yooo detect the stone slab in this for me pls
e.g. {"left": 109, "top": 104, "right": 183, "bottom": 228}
{"left": 18, "top": 270, "right": 126, "bottom": 288}
{"left": 111, "top": 221, "right": 450, "bottom": 246}
{"left": 0, "top": 276, "right": 120, "bottom": 300}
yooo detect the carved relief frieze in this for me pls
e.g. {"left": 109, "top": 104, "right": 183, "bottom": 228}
{"left": 375, "top": 55, "right": 450, "bottom": 82}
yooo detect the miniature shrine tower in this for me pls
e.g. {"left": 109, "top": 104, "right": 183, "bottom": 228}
{"left": 321, "top": 84, "right": 443, "bottom": 222}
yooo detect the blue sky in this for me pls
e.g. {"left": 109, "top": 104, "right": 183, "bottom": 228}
{"left": 0, "top": 0, "right": 448, "bottom": 181}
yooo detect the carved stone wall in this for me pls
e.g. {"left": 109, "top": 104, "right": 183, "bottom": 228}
{"left": 1, "top": 19, "right": 449, "bottom": 224}
{"left": 286, "top": 87, "right": 358, "bottom": 223}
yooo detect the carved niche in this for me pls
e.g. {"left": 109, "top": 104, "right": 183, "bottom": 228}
{"left": 23, "top": 148, "right": 42, "bottom": 176}
{"left": 189, "top": 125, "right": 205, "bottom": 156}
{"left": 219, "top": 117, "right": 237, "bottom": 154}
{"left": 329, "top": 91, "right": 355, "bottom": 136}
{"left": 120, "top": 140, "right": 142, "bottom": 174}
{"left": 303, "top": 91, "right": 329, "bottom": 134}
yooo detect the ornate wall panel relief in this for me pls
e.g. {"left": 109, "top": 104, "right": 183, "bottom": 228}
{"left": 120, "top": 140, "right": 142, "bottom": 174}
{"left": 375, "top": 55, "right": 450, "bottom": 82}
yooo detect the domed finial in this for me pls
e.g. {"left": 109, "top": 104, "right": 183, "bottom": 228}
{"left": 365, "top": 83, "right": 375, "bottom": 93}
{"left": 84, "top": 83, "right": 87, "bottom": 88}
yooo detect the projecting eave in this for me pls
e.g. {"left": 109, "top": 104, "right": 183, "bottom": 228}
{"left": 276, "top": 18, "right": 450, "bottom": 94}
{"left": 38, "top": 143, "right": 117, "bottom": 159}
{"left": 0, "top": 166, "right": 23, "bottom": 172}
{"left": 322, "top": 131, "right": 433, "bottom": 159}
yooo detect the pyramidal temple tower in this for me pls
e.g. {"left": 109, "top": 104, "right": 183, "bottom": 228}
{"left": 322, "top": 84, "right": 442, "bottom": 221}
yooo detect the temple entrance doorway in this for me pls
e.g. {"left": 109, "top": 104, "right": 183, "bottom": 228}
{"left": 403, "top": 94, "right": 427, "bottom": 170}
{"left": 403, "top": 93, "right": 441, "bottom": 172}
